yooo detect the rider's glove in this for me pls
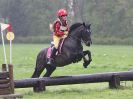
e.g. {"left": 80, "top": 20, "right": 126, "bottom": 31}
{"left": 64, "top": 31, "right": 68, "bottom": 35}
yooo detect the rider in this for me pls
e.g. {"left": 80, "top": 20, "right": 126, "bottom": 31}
{"left": 47, "top": 9, "right": 69, "bottom": 65}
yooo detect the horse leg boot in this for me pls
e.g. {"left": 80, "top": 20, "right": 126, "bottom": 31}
{"left": 47, "top": 47, "right": 57, "bottom": 66}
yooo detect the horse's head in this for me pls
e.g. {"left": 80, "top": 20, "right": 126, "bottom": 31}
{"left": 69, "top": 22, "right": 92, "bottom": 46}
{"left": 81, "top": 22, "right": 92, "bottom": 46}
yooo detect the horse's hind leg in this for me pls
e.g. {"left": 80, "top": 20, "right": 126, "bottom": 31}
{"left": 31, "top": 67, "right": 44, "bottom": 78}
{"left": 43, "top": 65, "right": 56, "bottom": 77}
{"left": 31, "top": 62, "right": 45, "bottom": 78}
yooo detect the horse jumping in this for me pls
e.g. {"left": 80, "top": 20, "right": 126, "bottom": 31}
{"left": 32, "top": 22, "right": 92, "bottom": 78}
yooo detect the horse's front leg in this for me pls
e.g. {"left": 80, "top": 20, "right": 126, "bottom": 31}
{"left": 82, "top": 50, "right": 92, "bottom": 68}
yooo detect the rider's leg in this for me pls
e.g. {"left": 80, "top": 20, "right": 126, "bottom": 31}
{"left": 47, "top": 47, "right": 57, "bottom": 65}
{"left": 47, "top": 36, "right": 60, "bottom": 65}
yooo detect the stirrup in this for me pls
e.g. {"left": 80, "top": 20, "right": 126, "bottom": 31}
{"left": 47, "top": 58, "right": 54, "bottom": 65}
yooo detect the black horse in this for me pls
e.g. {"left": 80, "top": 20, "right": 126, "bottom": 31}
{"left": 32, "top": 22, "right": 92, "bottom": 78}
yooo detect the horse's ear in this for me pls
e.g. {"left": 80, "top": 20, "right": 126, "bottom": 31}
{"left": 83, "top": 22, "right": 86, "bottom": 27}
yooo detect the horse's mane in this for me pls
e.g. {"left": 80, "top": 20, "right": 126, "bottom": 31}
{"left": 69, "top": 23, "right": 83, "bottom": 33}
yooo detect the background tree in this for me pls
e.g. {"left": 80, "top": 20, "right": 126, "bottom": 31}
{"left": 0, "top": 0, "right": 133, "bottom": 44}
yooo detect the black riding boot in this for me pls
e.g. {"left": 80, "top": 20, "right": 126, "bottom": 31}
{"left": 47, "top": 47, "right": 57, "bottom": 65}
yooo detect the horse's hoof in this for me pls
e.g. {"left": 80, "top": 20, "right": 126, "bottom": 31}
{"left": 83, "top": 63, "right": 88, "bottom": 68}
{"left": 83, "top": 59, "right": 92, "bottom": 68}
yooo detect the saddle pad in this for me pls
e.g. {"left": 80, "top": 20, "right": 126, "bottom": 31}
{"left": 46, "top": 47, "right": 52, "bottom": 58}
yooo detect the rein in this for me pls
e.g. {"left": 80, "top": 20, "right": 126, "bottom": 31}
{"left": 69, "top": 34, "right": 83, "bottom": 43}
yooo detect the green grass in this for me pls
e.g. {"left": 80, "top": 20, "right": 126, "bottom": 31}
{"left": 0, "top": 44, "right": 133, "bottom": 99}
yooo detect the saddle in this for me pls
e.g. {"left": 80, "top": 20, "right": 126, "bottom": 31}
{"left": 46, "top": 38, "right": 65, "bottom": 58}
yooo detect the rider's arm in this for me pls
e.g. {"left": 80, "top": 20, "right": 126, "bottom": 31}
{"left": 54, "top": 22, "right": 65, "bottom": 37}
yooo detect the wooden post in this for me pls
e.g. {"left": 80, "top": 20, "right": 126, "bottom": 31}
{"left": 33, "top": 80, "right": 46, "bottom": 92}
{"left": 109, "top": 75, "right": 120, "bottom": 89}
{"left": 2, "top": 64, "right": 7, "bottom": 71}
{"left": 8, "top": 64, "right": 14, "bottom": 94}
{"left": 0, "top": 64, "right": 23, "bottom": 98}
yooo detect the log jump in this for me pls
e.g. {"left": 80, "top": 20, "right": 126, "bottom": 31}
{"left": 14, "top": 71, "right": 133, "bottom": 92}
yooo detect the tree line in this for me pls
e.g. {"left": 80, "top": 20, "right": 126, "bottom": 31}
{"left": 0, "top": 0, "right": 133, "bottom": 45}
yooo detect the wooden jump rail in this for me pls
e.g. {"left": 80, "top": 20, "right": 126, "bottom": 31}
{"left": 14, "top": 71, "right": 133, "bottom": 92}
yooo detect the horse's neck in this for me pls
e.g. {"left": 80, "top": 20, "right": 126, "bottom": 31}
{"left": 67, "top": 35, "right": 81, "bottom": 44}
{"left": 61, "top": 24, "right": 84, "bottom": 53}
{"left": 64, "top": 35, "right": 83, "bottom": 51}
{"left": 69, "top": 31, "right": 82, "bottom": 44}
{"left": 69, "top": 24, "right": 83, "bottom": 39}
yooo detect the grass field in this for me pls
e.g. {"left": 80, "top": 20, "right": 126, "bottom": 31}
{"left": 0, "top": 44, "right": 133, "bottom": 99}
